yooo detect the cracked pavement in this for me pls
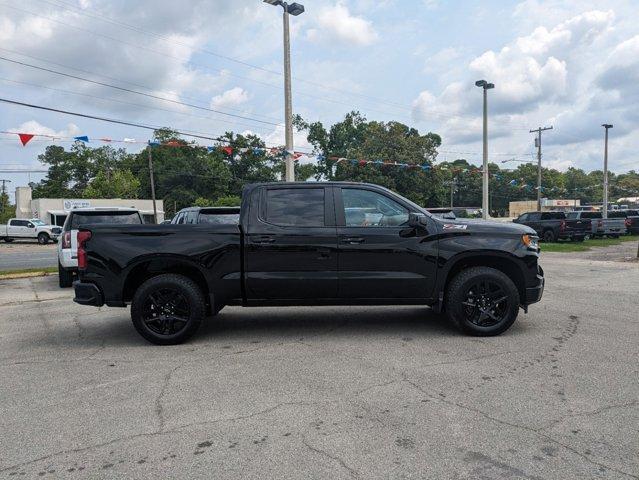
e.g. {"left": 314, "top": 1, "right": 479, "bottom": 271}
{"left": 0, "top": 252, "right": 637, "bottom": 479}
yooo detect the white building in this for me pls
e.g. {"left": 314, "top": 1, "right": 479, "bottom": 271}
{"left": 15, "top": 187, "right": 165, "bottom": 225}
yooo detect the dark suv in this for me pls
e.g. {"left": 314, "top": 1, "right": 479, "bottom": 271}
{"left": 513, "top": 211, "right": 590, "bottom": 242}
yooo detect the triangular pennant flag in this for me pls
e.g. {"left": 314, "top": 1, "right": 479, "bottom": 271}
{"left": 74, "top": 135, "right": 89, "bottom": 142}
{"left": 18, "top": 133, "right": 34, "bottom": 146}
{"left": 222, "top": 146, "right": 233, "bottom": 156}
{"left": 207, "top": 146, "right": 216, "bottom": 153}
{"left": 100, "top": 138, "right": 112, "bottom": 142}
{"left": 148, "top": 140, "right": 161, "bottom": 146}
{"left": 164, "top": 140, "right": 182, "bottom": 147}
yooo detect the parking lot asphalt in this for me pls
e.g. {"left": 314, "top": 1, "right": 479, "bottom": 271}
{"left": 0, "top": 252, "right": 637, "bottom": 479}
{"left": 0, "top": 242, "right": 58, "bottom": 271}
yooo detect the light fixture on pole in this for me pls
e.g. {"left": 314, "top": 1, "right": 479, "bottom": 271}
{"left": 475, "top": 79, "right": 494, "bottom": 219}
{"left": 263, "top": 0, "right": 305, "bottom": 182}
{"left": 602, "top": 124, "right": 613, "bottom": 219}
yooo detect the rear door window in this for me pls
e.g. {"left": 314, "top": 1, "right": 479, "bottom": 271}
{"left": 264, "top": 188, "right": 325, "bottom": 227}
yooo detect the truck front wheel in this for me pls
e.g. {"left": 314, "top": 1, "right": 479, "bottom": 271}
{"left": 131, "top": 274, "right": 205, "bottom": 345}
{"left": 445, "top": 267, "right": 520, "bottom": 336}
{"left": 37, "top": 233, "right": 49, "bottom": 245}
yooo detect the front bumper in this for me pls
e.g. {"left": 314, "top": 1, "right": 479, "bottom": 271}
{"left": 524, "top": 267, "right": 545, "bottom": 305}
{"left": 73, "top": 281, "right": 104, "bottom": 307}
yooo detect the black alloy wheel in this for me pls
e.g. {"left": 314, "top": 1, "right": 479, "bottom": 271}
{"left": 445, "top": 266, "right": 520, "bottom": 336}
{"left": 142, "top": 288, "right": 191, "bottom": 336}
{"left": 131, "top": 274, "right": 205, "bottom": 345}
{"left": 461, "top": 279, "right": 510, "bottom": 327}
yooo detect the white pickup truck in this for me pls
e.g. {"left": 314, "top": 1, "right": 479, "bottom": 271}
{"left": 1, "top": 218, "right": 62, "bottom": 244}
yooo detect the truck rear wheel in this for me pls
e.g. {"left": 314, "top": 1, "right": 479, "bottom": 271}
{"left": 542, "top": 230, "right": 555, "bottom": 242}
{"left": 58, "top": 262, "right": 74, "bottom": 288}
{"left": 131, "top": 274, "right": 205, "bottom": 345}
{"left": 445, "top": 267, "right": 520, "bottom": 336}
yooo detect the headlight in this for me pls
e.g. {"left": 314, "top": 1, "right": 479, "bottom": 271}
{"left": 522, "top": 234, "right": 539, "bottom": 250}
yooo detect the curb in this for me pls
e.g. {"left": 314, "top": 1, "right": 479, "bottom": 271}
{"left": 0, "top": 271, "right": 58, "bottom": 280}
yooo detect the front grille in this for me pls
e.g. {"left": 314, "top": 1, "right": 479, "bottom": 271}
{"left": 52, "top": 227, "right": 62, "bottom": 234}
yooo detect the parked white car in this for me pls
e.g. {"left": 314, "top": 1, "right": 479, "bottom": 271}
{"left": 0, "top": 218, "right": 62, "bottom": 244}
{"left": 57, "top": 207, "right": 143, "bottom": 287}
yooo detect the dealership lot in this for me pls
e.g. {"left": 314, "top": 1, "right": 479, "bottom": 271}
{"left": 0, "top": 242, "right": 57, "bottom": 272}
{"left": 0, "top": 252, "right": 637, "bottom": 479}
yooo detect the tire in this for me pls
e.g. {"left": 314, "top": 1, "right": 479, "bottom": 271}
{"left": 58, "top": 262, "right": 74, "bottom": 288}
{"left": 37, "top": 233, "right": 49, "bottom": 245}
{"left": 445, "top": 267, "right": 520, "bottom": 336}
{"left": 542, "top": 230, "right": 555, "bottom": 243}
{"left": 574, "top": 236, "right": 585, "bottom": 242}
{"left": 3, "top": 237, "right": 14, "bottom": 243}
{"left": 131, "top": 274, "right": 205, "bottom": 345}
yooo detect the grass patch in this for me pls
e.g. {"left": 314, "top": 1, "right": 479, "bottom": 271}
{"left": 0, "top": 266, "right": 58, "bottom": 277}
{"left": 541, "top": 235, "right": 638, "bottom": 253}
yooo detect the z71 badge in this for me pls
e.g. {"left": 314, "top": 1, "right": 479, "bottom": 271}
{"left": 442, "top": 224, "right": 468, "bottom": 230}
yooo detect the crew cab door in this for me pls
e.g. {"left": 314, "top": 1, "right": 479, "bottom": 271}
{"left": 244, "top": 185, "right": 338, "bottom": 299}
{"left": 335, "top": 186, "right": 437, "bottom": 299}
{"left": 8, "top": 219, "right": 32, "bottom": 238}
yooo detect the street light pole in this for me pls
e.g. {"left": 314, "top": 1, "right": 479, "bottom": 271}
{"left": 475, "top": 80, "right": 494, "bottom": 219}
{"left": 602, "top": 124, "right": 613, "bottom": 219}
{"left": 264, "top": 0, "right": 305, "bottom": 182}
{"left": 147, "top": 147, "right": 158, "bottom": 224}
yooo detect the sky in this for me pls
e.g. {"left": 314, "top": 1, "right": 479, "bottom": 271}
{"left": 0, "top": 0, "right": 638, "bottom": 201}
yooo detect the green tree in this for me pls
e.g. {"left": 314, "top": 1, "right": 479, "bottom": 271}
{"left": 296, "top": 112, "right": 442, "bottom": 206}
{"left": 83, "top": 169, "right": 140, "bottom": 199}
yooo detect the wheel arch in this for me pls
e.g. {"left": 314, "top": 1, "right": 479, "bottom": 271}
{"left": 122, "top": 256, "right": 214, "bottom": 314}
{"left": 439, "top": 251, "right": 526, "bottom": 309}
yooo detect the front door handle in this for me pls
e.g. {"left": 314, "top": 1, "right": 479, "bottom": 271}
{"left": 342, "top": 237, "right": 364, "bottom": 244}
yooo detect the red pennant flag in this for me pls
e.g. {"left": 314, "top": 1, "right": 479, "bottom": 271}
{"left": 222, "top": 146, "right": 233, "bottom": 156}
{"left": 18, "top": 133, "right": 34, "bottom": 146}
{"left": 164, "top": 140, "right": 182, "bottom": 147}
{"left": 359, "top": 160, "right": 367, "bottom": 166}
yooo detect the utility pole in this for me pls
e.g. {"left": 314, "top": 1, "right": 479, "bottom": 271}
{"left": 475, "top": 80, "right": 494, "bottom": 219}
{"left": 147, "top": 148, "right": 158, "bottom": 224}
{"left": 530, "top": 126, "right": 553, "bottom": 211}
{"left": 602, "top": 124, "right": 613, "bottom": 219}
{"left": 449, "top": 176, "right": 458, "bottom": 208}
{"left": 0, "top": 179, "right": 11, "bottom": 214}
{"left": 263, "top": 1, "right": 305, "bottom": 182}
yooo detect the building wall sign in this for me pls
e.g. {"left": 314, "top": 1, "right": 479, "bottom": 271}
{"left": 63, "top": 199, "right": 91, "bottom": 211}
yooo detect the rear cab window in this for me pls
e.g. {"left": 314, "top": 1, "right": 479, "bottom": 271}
{"left": 69, "top": 211, "right": 142, "bottom": 229}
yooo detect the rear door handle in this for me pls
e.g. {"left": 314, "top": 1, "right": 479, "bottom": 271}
{"left": 342, "top": 237, "right": 364, "bottom": 244}
{"left": 253, "top": 235, "right": 275, "bottom": 244}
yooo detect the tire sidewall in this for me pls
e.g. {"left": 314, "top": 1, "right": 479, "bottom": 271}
{"left": 543, "top": 230, "right": 555, "bottom": 242}
{"left": 38, "top": 233, "right": 49, "bottom": 245}
{"left": 131, "top": 274, "right": 205, "bottom": 345}
{"left": 446, "top": 268, "right": 520, "bottom": 336}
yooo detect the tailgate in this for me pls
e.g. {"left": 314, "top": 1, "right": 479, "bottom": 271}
{"left": 565, "top": 219, "right": 590, "bottom": 233}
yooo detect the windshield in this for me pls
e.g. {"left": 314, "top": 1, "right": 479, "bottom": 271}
{"left": 30, "top": 219, "right": 46, "bottom": 226}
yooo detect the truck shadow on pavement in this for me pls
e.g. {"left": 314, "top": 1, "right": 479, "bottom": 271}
{"left": 31, "top": 305, "right": 477, "bottom": 350}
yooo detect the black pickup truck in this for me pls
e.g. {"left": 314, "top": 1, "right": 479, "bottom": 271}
{"left": 513, "top": 211, "right": 590, "bottom": 242}
{"left": 73, "top": 182, "right": 544, "bottom": 344}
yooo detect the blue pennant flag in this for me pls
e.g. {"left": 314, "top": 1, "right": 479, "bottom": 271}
{"left": 206, "top": 146, "right": 216, "bottom": 153}
{"left": 253, "top": 147, "right": 264, "bottom": 155}
{"left": 509, "top": 179, "right": 518, "bottom": 186}
{"left": 316, "top": 154, "right": 325, "bottom": 161}
{"left": 148, "top": 140, "right": 160, "bottom": 147}
{"left": 74, "top": 135, "right": 89, "bottom": 143}
{"left": 350, "top": 159, "right": 358, "bottom": 165}
{"left": 421, "top": 164, "right": 431, "bottom": 171}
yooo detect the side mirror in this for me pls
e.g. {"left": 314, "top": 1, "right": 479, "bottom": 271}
{"left": 27, "top": 223, "right": 34, "bottom": 228}
{"left": 408, "top": 212, "right": 428, "bottom": 228}
{"left": 442, "top": 211, "right": 456, "bottom": 220}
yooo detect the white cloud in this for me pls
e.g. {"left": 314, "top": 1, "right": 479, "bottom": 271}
{"left": 210, "top": 87, "right": 250, "bottom": 110}
{"left": 306, "top": 2, "right": 378, "bottom": 46}
{"left": 8, "top": 120, "right": 81, "bottom": 138}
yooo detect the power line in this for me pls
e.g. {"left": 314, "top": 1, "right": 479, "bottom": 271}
{"left": 33, "top": 0, "right": 417, "bottom": 112}
{"left": 0, "top": 77, "right": 278, "bottom": 136}
{"left": 0, "top": 56, "right": 282, "bottom": 128}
